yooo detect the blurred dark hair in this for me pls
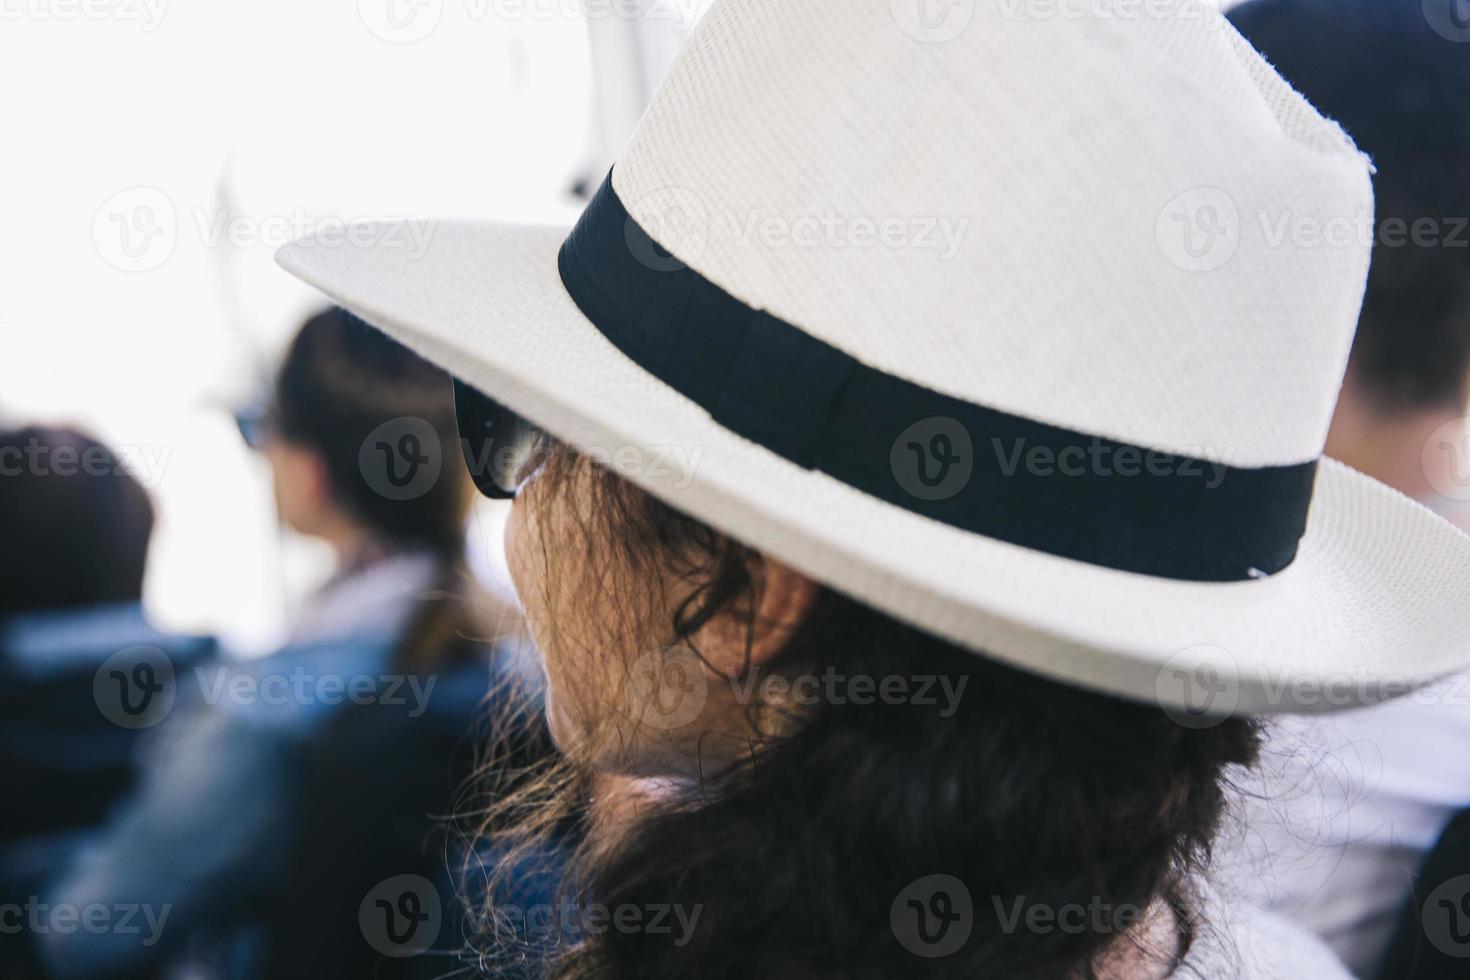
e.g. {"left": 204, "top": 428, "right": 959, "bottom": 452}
{"left": 273, "top": 307, "right": 467, "bottom": 558}
{"left": 473, "top": 446, "right": 1261, "bottom": 979}
{"left": 1230, "top": 0, "right": 1470, "bottom": 412}
{"left": 0, "top": 426, "right": 154, "bottom": 617}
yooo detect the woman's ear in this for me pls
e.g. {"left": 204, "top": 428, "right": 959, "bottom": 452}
{"left": 695, "top": 554, "right": 821, "bottom": 676}
{"left": 750, "top": 556, "right": 821, "bottom": 662}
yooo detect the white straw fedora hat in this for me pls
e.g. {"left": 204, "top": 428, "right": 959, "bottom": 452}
{"left": 278, "top": 0, "right": 1470, "bottom": 716}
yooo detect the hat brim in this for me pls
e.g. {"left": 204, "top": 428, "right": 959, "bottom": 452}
{"left": 277, "top": 221, "right": 1470, "bottom": 716}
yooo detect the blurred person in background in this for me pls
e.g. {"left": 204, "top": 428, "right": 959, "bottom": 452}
{"left": 1217, "top": 0, "right": 1470, "bottom": 976}
{"left": 247, "top": 306, "right": 482, "bottom": 645}
{"left": 0, "top": 426, "right": 155, "bottom": 621}
{"left": 0, "top": 427, "right": 215, "bottom": 979}
{"left": 36, "top": 309, "right": 529, "bottom": 979}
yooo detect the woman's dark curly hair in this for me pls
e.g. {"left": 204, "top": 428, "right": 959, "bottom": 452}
{"left": 467, "top": 444, "right": 1261, "bottom": 980}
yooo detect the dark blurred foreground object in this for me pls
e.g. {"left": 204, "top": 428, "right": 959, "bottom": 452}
{"left": 0, "top": 608, "right": 216, "bottom": 980}
{"left": 0, "top": 424, "right": 170, "bottom": 842}
{"left": 0, "top": 423, "right": 199, "bottom": 848}
{"left": 0, "top": 608, "right": 215, "bottom": 845}
{"left": 260, "top": 651, "right": 558, "bottom": 980}
{"left": 1230, "top": 0, "right": 1470, "bottom": 414}
{"left": 0, "top": 425, "right": 217, "bottom": 980}
{"left": 1377, "top": 808, "right": 1470, "bottom": 979}
{"left": 0, "top": 426, "right": 155, "bottom": 618}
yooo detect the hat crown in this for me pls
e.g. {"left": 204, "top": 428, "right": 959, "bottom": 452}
{"left": 613, "top": 0, "right": 1373, "bottom": 468}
